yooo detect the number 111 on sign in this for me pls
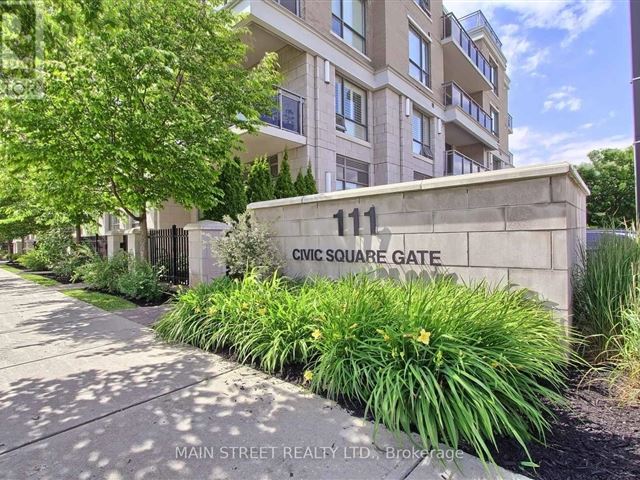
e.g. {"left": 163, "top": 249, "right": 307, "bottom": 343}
{"left": 333, "top": 206, "right": 376, "bottom": 236}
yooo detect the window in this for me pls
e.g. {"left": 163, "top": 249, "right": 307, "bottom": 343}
{"left": 413, "top": 0, "right": 430, "bottom": 15}
{"left": 489, "top": 60, "right": 498, "bottom": 95}
{"left": 336, "top": 155, "right": 369, "bottom": 190}
{"left": 409, "top": 27, "right": 431, "bottom": 88}
{"left": 107, "top": 214, "right": 120, "bottom": 231}
{"left": 490, "top": 107, "right": 499, "bottom": 136}
{"left": 331, "top": 0, "right": 366, "bottom": 53}
{"left": 268, "top": 154, "right": 279, "bottom": 177}
{"left": 274, "top": 0, "right": 299, "bottom": 16}
{"left": 335, "top": 75, "right": 368, "bottom": 140}
{"left": 412, "top": 110, "right": 433, "bottom": 158}
{"left": 413, "top": 171, "right": 432, "bottom": 180}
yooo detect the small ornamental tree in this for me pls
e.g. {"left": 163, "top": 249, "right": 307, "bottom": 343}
{"left": 294, "top": 169, "right": 306, "bottom": 196}
{"left": 274, "top": 151, "right": 296, "bottom": 199}
{"left": 204, "top": 157, "right": 247, "bottom": 221}
{"left": 304, "top": 164, "right": 318, "bottom": 194}
{"left": 247, "top": 157, "right": 275, "bottom": 203}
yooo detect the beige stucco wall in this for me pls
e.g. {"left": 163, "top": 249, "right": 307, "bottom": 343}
{"left": 249, "top": 163, "right": 588, "bottom": 323}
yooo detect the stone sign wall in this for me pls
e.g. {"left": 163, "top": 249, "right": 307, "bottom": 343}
{"left": 248, "top": 163, "right": 589, "bottom": 322}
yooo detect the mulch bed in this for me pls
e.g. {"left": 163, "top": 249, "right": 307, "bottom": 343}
{"left": 490, "top": 368, "right": 640, "bottom": 479}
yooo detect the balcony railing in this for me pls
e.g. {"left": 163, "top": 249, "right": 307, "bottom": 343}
{"left": 507, "top": 113, "right": 513, "bottom": 132}
{"left": 443, "top": 82, "right": 494, "bottom": 135}
{"left": 459, "top": 10, "right": 502, "bottom": 49}
{"left": 442, "top": 12, "right": 492, "bottom": 83}
{"left": 445, "top": 150, "right": 487, "bottom": 176}
{"left": 260, "top": 87, "right": 304, "bottom": 135}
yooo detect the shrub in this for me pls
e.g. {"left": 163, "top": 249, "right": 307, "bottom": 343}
{"left": 116, "top": 257, "right": 164, "bottom": 302}
{"left": 156, "top": 273, "right": 570, "bottom": 464}
{"left": 246, "top": 156, "right": 274, "bottom": 203}
{"left": 273, "top": 150, "right": 296, "bottom": 199}
{"left": 75, "top": 251, "right": 130, "bottom": 292}
{"left": 303, "top": 163, "right": 317, "bottom": 194}
{"left": 211, "top": 211, "right": 284, "bottom": 279}
{"left": 17, "top": 249, "right": 49, "bottom": 271}
{"left": 52, "top": 245, "right": 96, "bottom": 282}
{"left": 36, "top": 228, "right": 74, "bottom": 267}
{"left": 573, "top": 232, "right": 640, "bottom": 355}
{"left": 203, "top": 157, "right": 247, "bottom": 221}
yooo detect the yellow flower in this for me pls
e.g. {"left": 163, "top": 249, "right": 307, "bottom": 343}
{"left": 311, "top": 329, "right": 322, "bottom": 340}
{"left": 303, "top": 370, "right": 314, "bottom": 382}
{"left": 241, "top": 302, "right": 249, "bottom": 310}
{"left": 258, "top": 307, "right": 267, "bottom": 316}
{"left": 349, "top": 323, "right": 358, "bottom": 329}
{"left": 207, "top": 306, "right": 218, "bottom": 316}
{"left": 376, "top": 329, "right": 390, "bottom": 342}
{"left": 417, "top": 329, "right": 431, "bottom": 345}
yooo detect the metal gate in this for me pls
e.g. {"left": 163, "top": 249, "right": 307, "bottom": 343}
{"left": 148, "top": 225, "right": 189, "bottom": 285}
{"left": 81, "top": 235, "right": 108, "bottom": 258}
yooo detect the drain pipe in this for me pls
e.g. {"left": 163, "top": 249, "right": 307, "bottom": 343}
{"left": 631, "top": 0, "right": 640, "bottom": 224}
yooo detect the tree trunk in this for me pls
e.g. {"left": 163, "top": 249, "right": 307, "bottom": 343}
{"left": 139, "top": 207, "right": 149, "bottom": 261}
{"left": 75, "top": 224, "right": 82, "bottom": 244}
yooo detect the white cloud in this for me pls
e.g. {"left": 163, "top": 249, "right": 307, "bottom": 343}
{"left": 444, "top": 0, "right": 612, "bottom": 74}
{"left": 542, "top": 86, "right": 582, "bottom": 112}
{"left": 511, "top": 126, "right": 631, "bottom": 166}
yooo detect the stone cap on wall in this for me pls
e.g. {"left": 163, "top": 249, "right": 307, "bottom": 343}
{"left": 184, "top": 220, "right": 231, "bottom": 232}
{"left": 248, "top": 162, "right": 590, "bottom": 210}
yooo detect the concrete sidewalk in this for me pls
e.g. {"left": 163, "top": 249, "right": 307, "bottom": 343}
{"left": 0, "top": 269, "right": 527, "bottom": 480}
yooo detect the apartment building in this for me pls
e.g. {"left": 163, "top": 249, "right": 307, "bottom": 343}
{"left": 232, "top": 0, "right": 514, "bottom": 193}
{"left": 96, "top": 0, "right": 515, "bottom": 253}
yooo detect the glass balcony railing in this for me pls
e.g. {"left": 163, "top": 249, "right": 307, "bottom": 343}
{"left": 459, "top": 10, "right": 502, "bottom": 49}
{"left": 446, "top": 150, "right": 487, "bottom": 176}
{"left": 260, "top": 87, "right": 304, "bottom": 135}
{"left": 442, "top": 12, "right": 492, "bottom": 83}
{"left": 443, "top": 82, "right": 494, "bottom": 135}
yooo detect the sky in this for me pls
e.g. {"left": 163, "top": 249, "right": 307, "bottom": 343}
{"left": 444, "top": 0, "right": 634, "bottom": 166}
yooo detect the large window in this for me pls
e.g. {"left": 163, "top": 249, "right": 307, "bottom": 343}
{"left": 331, "top": 0, "right": 366, "bottom": 53}
{"left": 335, "top": 75, "right": 368, "bottom": 140}
{"left": 489, "top": 60, "right": 498, "bottom": 95}
{"left": 268, "top": 154, "right": 279, "bottom": 177}
{"left": 409, "top": 27, "right": 431, "bottom": 88}
{"left": 412, "top": 110, "right": 433, "bottom": 158}
{"left": 490, "top": 107, "right": 499, "bottom": 136}
{"left": 336, "top": 155, "right": 369, "bottom": 190}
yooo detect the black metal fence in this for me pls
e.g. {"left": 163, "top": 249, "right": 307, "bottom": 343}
{"left": 149, "top": 225, "right": 189, "bottom": 285}
{"left": 81, "top": 235, "right": 108, "bottom": 258}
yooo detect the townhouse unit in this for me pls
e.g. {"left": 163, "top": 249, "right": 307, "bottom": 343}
{"left": 232, "top": 0, "right": 513, "bottom": 193}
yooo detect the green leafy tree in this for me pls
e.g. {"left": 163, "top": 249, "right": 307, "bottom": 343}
{"left": 203, "top": 157, "right": 247, "bottom": 221}
{"left": 577, "top": 147, "right": 636, "bottom": 227}
{"left": 2, "top": 0, "right": 280, "bottom": 259}
{"left": 303, "top": 164, "right": 318, "bottom": 195}
{"left": 274, "top": 151, "right": 296, "bottom": 199}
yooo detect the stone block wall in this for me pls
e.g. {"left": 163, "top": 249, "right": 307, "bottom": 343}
{"left": 249, "top": 163, "right": 588, "bottom": 322}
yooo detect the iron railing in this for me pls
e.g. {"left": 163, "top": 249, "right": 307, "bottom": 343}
{"left": 81, "top": 235, "right": 108, "bottom": 258}
{"left": 149, "top": 225, "right": 189, "bottom": 286}
{"left": 261, "top": 86, "right": 304, "bottom": 135}
{"left": 442, "top": 12, "right": 492, "bottom": 83}
{"left": 446, "top": 150, "right": 487, "bottom": 176}
{"left": 443, "top": 82, "right": 494, "bottom": 134}
{"left": 459, "top": 10, "right": 502, "bottom": 49}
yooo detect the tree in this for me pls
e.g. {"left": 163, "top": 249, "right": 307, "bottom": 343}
{"left": 203, "top": 157, "right": 247, "bottom": 221}
{"left": 303, "top": 164, "right": 318, "bottom": 195}
{"left": 274, "top": 150, "right": 296, "bottom": 199}
{"left": 2, "top": 0, "right": 280, "bottom": 259}
{"left": 576, "top": 147, "right": 636, "bottom": 228}
{"left": 246, "top": 157, "right": 274, "bottom": 203}
{"left": 294, "top": 169, "right": 306, "bottom": 196}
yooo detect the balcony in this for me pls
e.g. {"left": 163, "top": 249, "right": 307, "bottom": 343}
{"left": 507, "top": 113, "right": 513, "bottom": 133}
{"left": 442, "top": 82, "right": 499, "bottom": 149}
{"left": 237, "top": 87, "right": 306, "bottom": 161}
{"left": 459, "top": 10, "right": 502, "bottom": 50}
{"left": 445, "top": 150, "right": 487, "bottom": 176}
{"left": 442, "top": 12, "right": 493, "bottom": 93}
{"left": 261, "top": 87, "right": 304, "bottom": 135}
